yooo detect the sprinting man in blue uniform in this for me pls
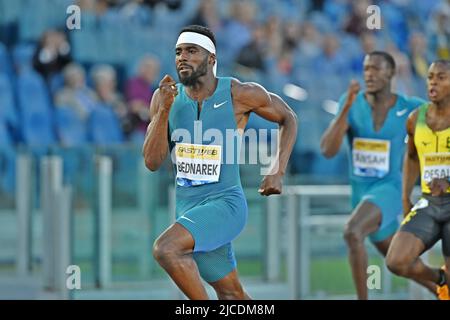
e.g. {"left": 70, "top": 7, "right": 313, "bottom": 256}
{"left": 321, "top": 51, "right": 436, "bottom": 299}
{"left": 143, "top": 25, "right": 297, "bottom": 300}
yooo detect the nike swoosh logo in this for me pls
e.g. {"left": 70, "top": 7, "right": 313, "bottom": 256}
{"left": 396, "top": 108, "right": 408, "bottom": 117}
{"left": 180, "top": 216, "right": 195, "bottom": 224}
{"left": 422, "top": 141, "right": 431, "bottom": 146}
{"left": 213, "top": 101, "right": 227, "bottom": 109}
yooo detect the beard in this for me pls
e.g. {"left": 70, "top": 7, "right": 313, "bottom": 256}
{"left": 177, "top": 57, "right": 208, "bottom": 86}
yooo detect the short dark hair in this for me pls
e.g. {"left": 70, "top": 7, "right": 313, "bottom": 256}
{"left": 368, "top": 51, "right": 396, "bottom": 71}
{"left": 432, "top": 59, "right": 450, "bottom": 70}
{"left": 179, "top": 25, "right": 217, "bottom": 48}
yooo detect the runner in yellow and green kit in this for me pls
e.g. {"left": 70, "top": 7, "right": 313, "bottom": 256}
{"left": 387, "top": 60, "right": 450, "bottom": 300}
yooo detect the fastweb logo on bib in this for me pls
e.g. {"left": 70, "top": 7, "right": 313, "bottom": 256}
{"left": 176, "top": 143, "right": 222, "bottom": 184}
{"left": 422, "top": 153, "right": 450, "bottom": 183}
{"left": 352, "top": 138, "right": 390, "bottom": 178}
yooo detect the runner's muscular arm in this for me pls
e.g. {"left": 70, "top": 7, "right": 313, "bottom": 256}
{"left": 142, "top": 89, "right": 169, "bottom": 171}
{"left": 142, "top": 75, "right": 178, "bottom": 171}
{"left": 232, "top": 79, "right": 297, "bottom": 178}
{"left": 320, "top": 80, "right": 360, "bottom": 158}
{"left": 402, "top": 110, "right": 420, "bottom": 216}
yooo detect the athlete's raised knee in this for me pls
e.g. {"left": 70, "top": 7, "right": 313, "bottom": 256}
{"left": 152, "top": 239, "right": 168, "bottom": 263}
{"left": 153, "top": 237, "right": 180, "bottom": 265}
{"left": 386, "top": 252, "right": 411, "bottom": 277}
{"left": 343, "top": 226, "right": 364, "bottom": 247}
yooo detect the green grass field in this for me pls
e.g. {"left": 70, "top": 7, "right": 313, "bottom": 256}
{"left": 64, "top": 249, "right": 444, "bottom": 297}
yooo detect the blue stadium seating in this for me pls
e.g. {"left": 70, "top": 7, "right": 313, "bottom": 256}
{"left": 0, "top": 0, "right": 440, "bottom": 181}
{"left": 0, "top": 117, "right": 13, "bottom": 147}
{"left": 88, "top": 104, "right": 124, "bottom": 145}
{"left": 12, "top": 42, "right": 36, "bottom": 71}
{"left": 16, "top": 70, "right": 52, "bottom": 114}
{"left": 0, "top": 73, "right": 18, "bottom": 131}
{"left": 0, "top": 42, "right": 13, "bottom": 78}
{"left": 21, "top": 110, "right": 56, "bottom": 147}
{"left": 0, "top": 120, "right": 16, "bottom": 193}
{"left": 15, "top": 70, "right": 55, "bottom": 149}
{"left": 17, "top": 0, "right": 62, "bottom": 42}
{"left": 55, "top": 106, "right": 87, "bottom": 147}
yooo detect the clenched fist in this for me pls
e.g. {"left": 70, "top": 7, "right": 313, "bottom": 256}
{"left": 258, "top": 174, "right": 282, "bottom": 196}
{"left": 346, "top": 80, "right": 360, "bottom": 106}
{"left": 159, "top": 74, "right": 178, "bottom": 111}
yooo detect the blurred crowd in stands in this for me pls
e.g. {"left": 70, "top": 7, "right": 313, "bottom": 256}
{"left": 0, "top": 0, "right": 449, "bottom": 192}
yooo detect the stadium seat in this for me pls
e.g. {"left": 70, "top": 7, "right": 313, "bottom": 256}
{"left": 0, "top": 73, "right": 18, "bottom": 133}
{"left": 55, "top": 106, "right": 87, "bottom": 147}
{"left": 16, "top": 70, "right": 52, "bottom": 114}
{"left": 12, "top": 42, "right": 36, "bottom": 71}
{"left": 17, "top": 0, "right": 51, "bottom": 42}
{"left": 16, "top": 71, "right": 56, "bottom": 149}
{"left": 0, "top": 121, "right": 16, "bottom": 194}
{"left": 0, "top": 42, "right": 14, "bottom": 78}
{"left": 0, "top": 118, "right": 13, "bottom": 148}
{"left": 21, "top": 110, "right": 56, "bottom": 148}
{"left": 88, "top": 104, "right": 124, "bottom": 145}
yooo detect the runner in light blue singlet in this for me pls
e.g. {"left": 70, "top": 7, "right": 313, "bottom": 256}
{"left": 337, "top": 91, "right": 425, "bottom": 241}
{"left": 169, "top": 77, "right": 247, "bottom": 282}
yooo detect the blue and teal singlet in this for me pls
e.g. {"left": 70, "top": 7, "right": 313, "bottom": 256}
{"left": 338, "top": 91, "right": 425, "bottom": 242}
{"left": 168, "top": 77, "right": 248, "bottom": 282}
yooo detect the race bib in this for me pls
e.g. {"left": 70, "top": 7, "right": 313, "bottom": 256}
{"left": 175, "top": 143, "right": 222, "bottom": 187}
{"left": 422, "top": 153, "right": 450, "bottom": 183}
{"left": 352, "top": 138, "right": 390, "bottom": 178}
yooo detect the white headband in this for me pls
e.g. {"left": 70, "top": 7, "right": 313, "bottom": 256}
{"left": 176, "top": 32, "right": 217, "bottom": 76}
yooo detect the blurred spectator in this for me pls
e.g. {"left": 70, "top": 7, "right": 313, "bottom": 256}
{"left": 282, "top": 21, "right": 301, "bottom": 52}
{"left": 76, "top": 0, "right": 122, "bottom": 26}
{"left": 143, "top": 0, "right": 182, "bottom": 10}
{"left": 409, "top": 31, "right": 433, "bottom": 79}
{"left": 124, "top": 56, "right": 160, "bottom": 141}
{"left": 265, "top": 15, "right": 283, "bottom": 58}
{"left": 323, "top": 0, "right": 350, "bottom": 25}
{"left": 76, "top": 0, "right": 96, "bottom": 12}
{"left": 379, "top": 1, "right": 410, "bottom": 51}
{"left": 427, "top": 2, "right": 450, "bottom": 59}
{"left": 298, "top": 21, "right": 322, "bottom": 59}
{"left": 55, "top": 63, "right": 98, "bottom": 121}
{"left": 235, "top": 23, "right": 267, "bottom": 74}
{"left": 221, "top": 0, "right": 258, "bottom": 66}
{"left": 90, "top": 64, "right": 131, "bottom": 135}
{"left": 387, "top": 42, "right": 415, "bottom": 95}
{"left": 32, "top": 29, "right": 72, "bottom": 92}
{"left": 343, "top": 0, "right": 370, "bottom": 37}
{"left": 350, "top": 32, "right": 377, "bottom": 74}
{"left": 277, "top": 50, "right": 295, "bottom": 76}
{"left": 308, "top": 0, "right": 327, "bottom": 13}
{"left": 77, "top": 0, "right": 114, "bottom": 16}
{"left": 314, "top": 34, "right": 349, "bottom": 75}
{"left": 119, "top": 0, "right": 152, "bottom": 26}
{"left": 189, "top": 0, "right": 223, "bottom": 32}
